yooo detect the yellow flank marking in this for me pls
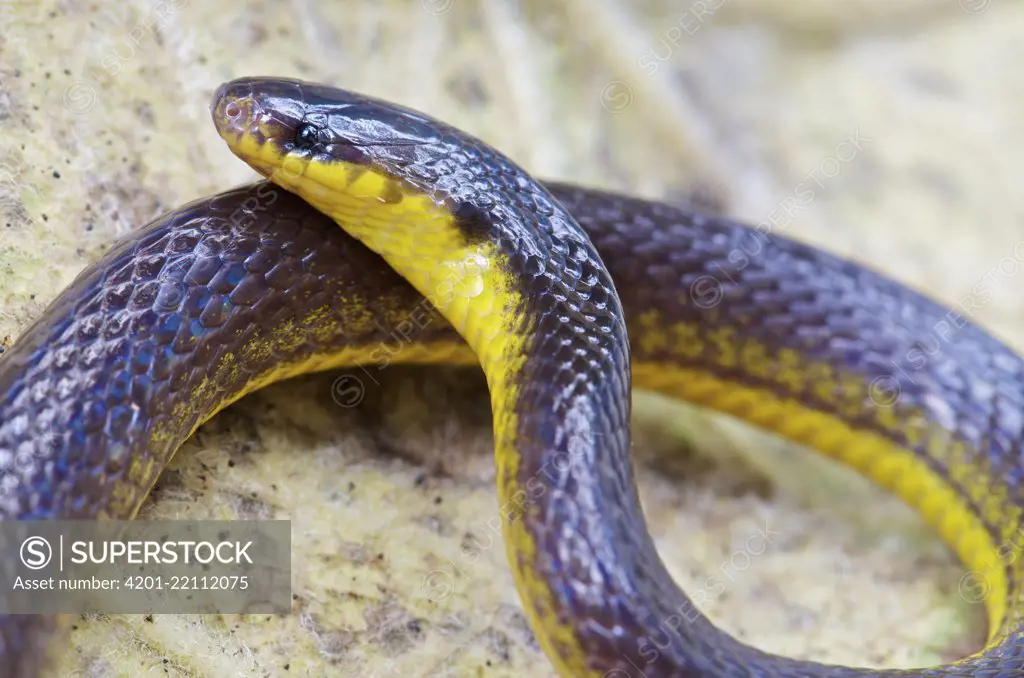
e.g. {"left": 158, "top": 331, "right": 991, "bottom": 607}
{"left": 633, "top": 362, "right": 1012, "bottom": 643}
{"left": 631, "top": 308, "right": 1022, "bottom": 644}
{"left": 135, "top": 338, "right": 477, "bottom": 518}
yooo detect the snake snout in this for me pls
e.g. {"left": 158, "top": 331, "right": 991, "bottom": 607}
{"left": 211, "top": 77, "right": 308, "bottom": 147}
{"left": 211, "top": 93, "right": 251, "bottom": 138}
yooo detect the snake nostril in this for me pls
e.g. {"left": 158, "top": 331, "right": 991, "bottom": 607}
{"left": 223, "top": 101, "right": 242, "bottom": 121}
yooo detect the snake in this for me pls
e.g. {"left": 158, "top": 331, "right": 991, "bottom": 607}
{"left": 0, "top": 77, "right": 1020, "bottom": 677}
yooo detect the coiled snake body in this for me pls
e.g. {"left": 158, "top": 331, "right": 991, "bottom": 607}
{"left": 0, "top": 77, "right": 1020, "bottom": 676}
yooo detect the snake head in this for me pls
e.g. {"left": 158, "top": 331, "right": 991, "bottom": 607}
{"left": 210, "top": 77, "right": 453, "bottom": 205}
{"left": 210, "top": 77, "right": 529, "bottom": 276}
{"left": 211, "top": 76, "right": 519, "bottom": 309}
{"left": 209, "top": 77, "right": 584, "bottom": 326}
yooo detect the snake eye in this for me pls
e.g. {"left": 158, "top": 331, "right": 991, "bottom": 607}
{"left": 294, "top": 124, "right": 320, "bottom": 150}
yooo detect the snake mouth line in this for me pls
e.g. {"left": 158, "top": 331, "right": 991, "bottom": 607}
{"left": 212, "top": 93, "right": 424, "bottom": 216}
